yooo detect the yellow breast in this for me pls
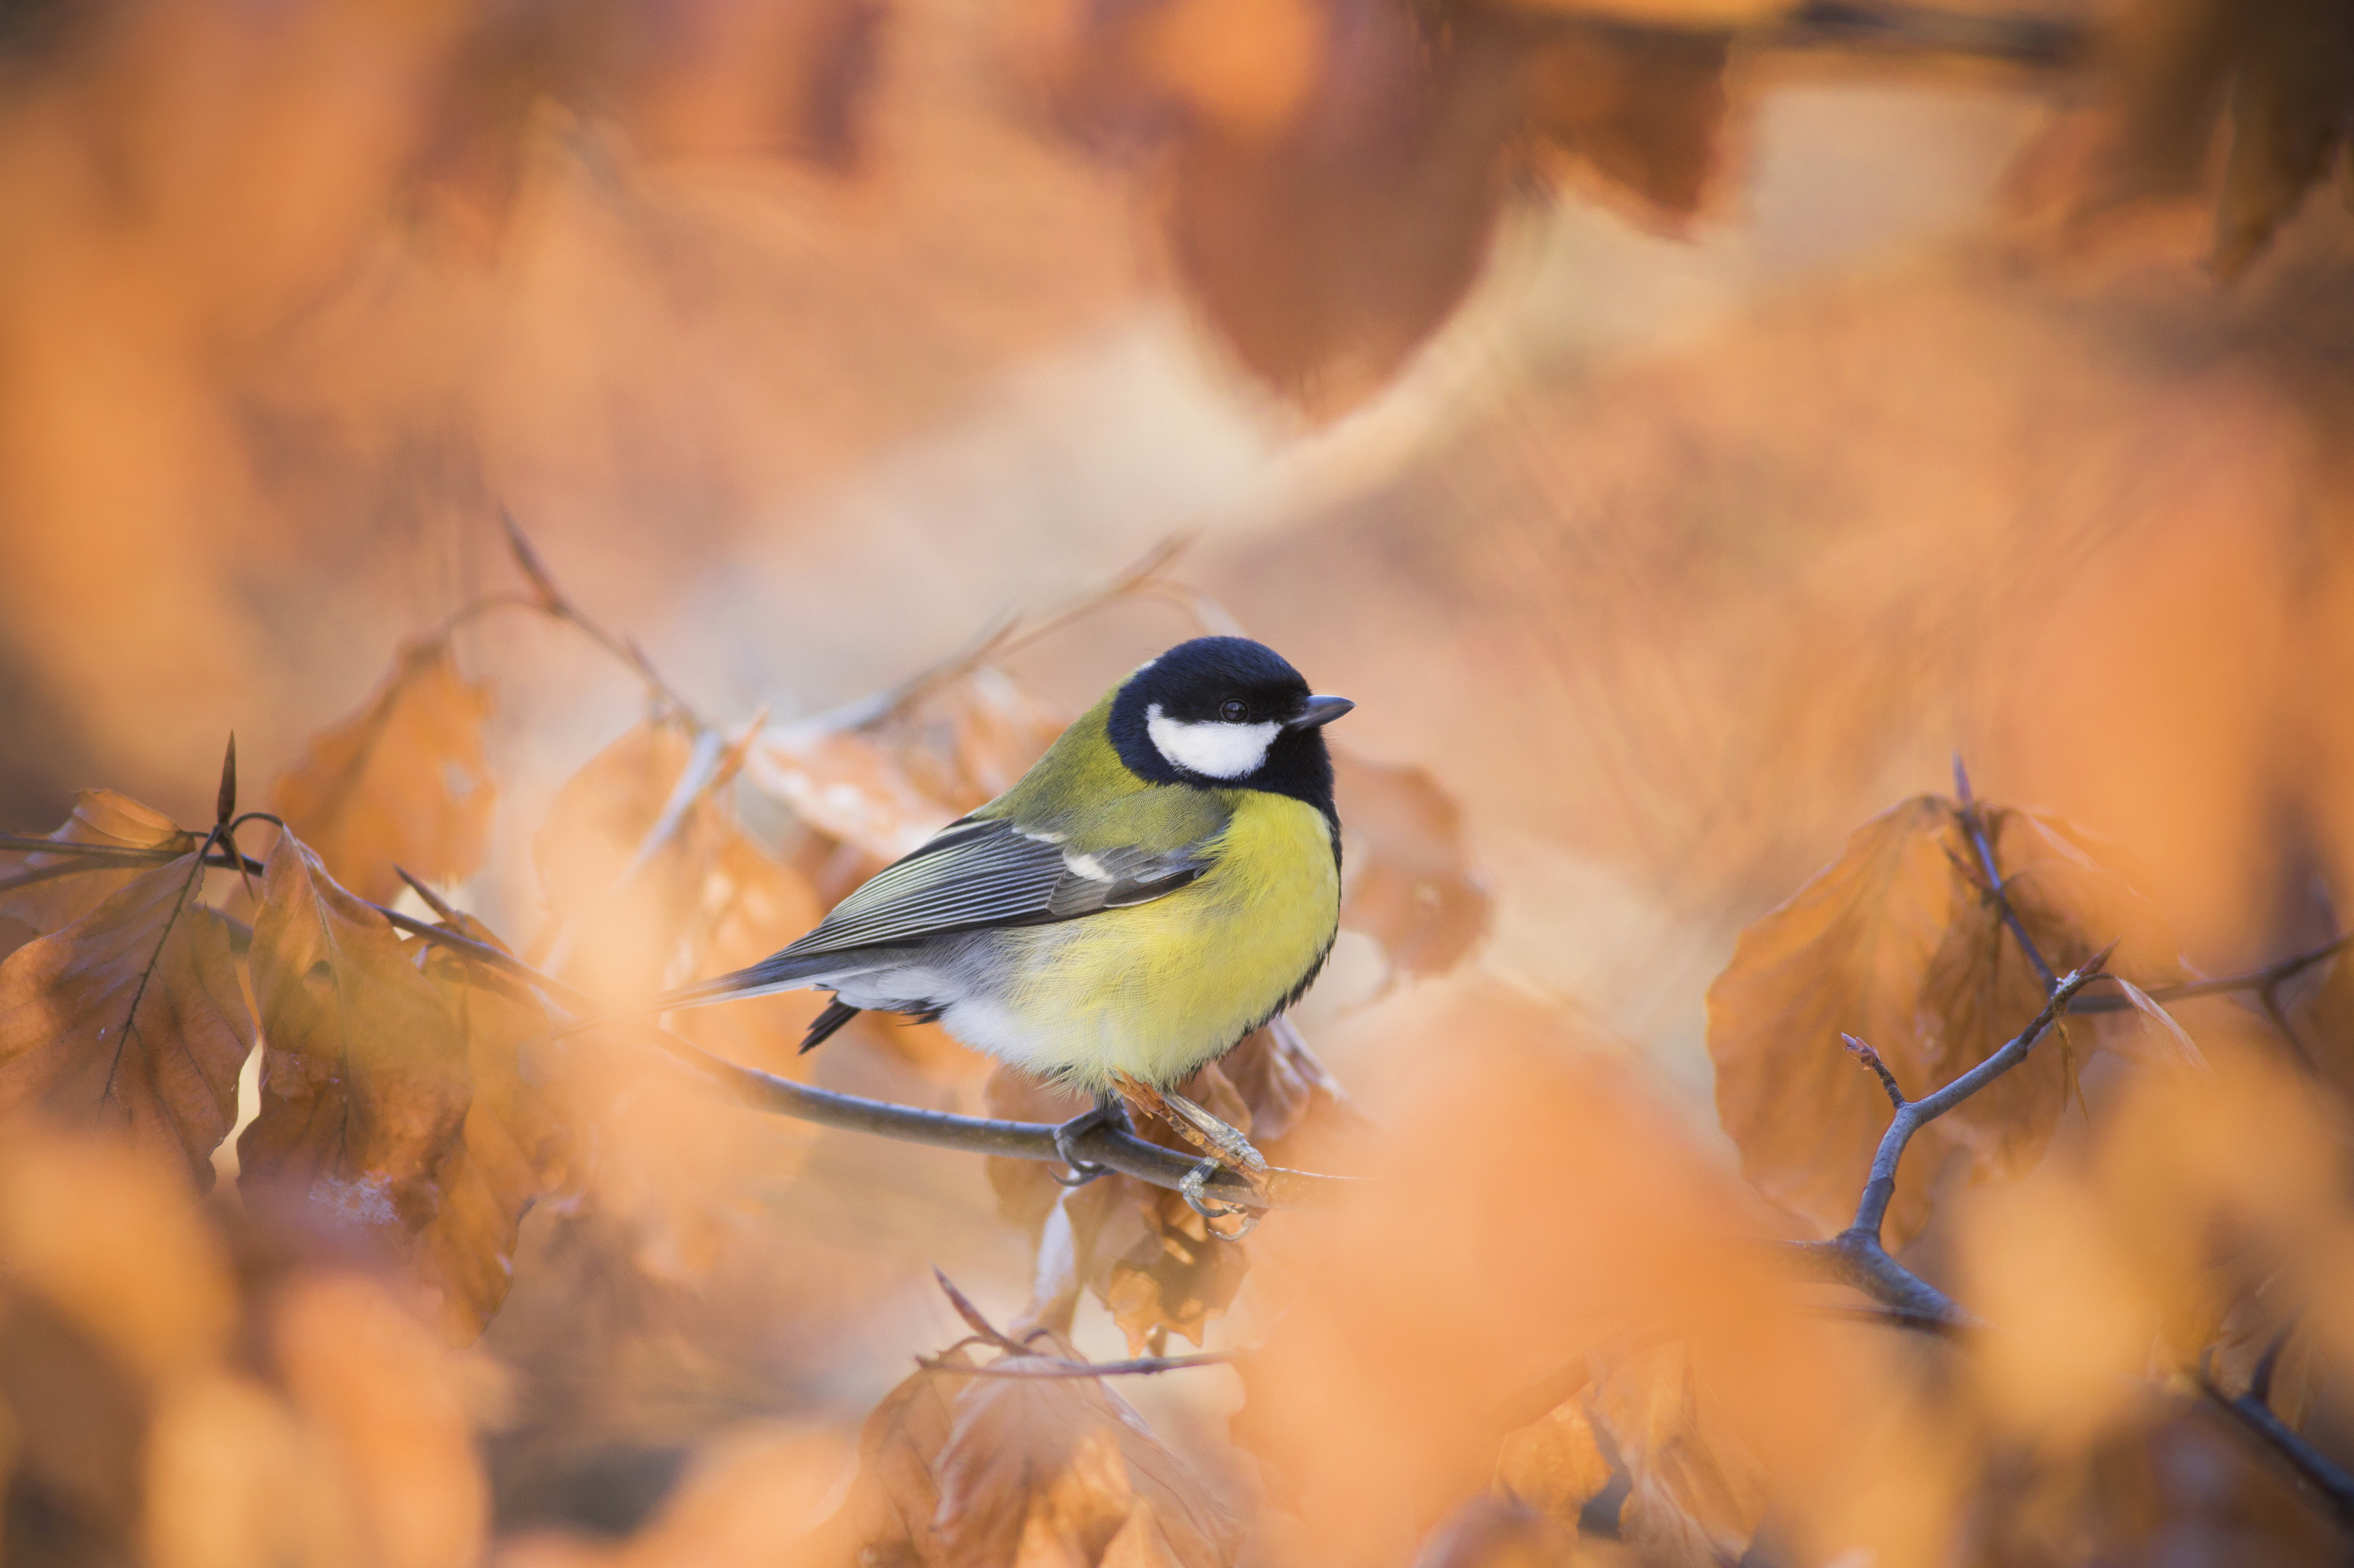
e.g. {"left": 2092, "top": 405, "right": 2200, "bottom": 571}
{"left": 991, "top": 791, "right": 1340, "bottom": 1089}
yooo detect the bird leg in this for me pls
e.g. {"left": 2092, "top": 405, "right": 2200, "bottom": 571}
{"left": 1051, "top": 1092, "right": 1131, "bottom": 1187}
{"left": 1112, "top": 1073, "right": 1270, "bottom": 1240}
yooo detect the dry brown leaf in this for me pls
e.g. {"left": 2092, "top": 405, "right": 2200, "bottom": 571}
{"left": 239, "top": 832, "right": 471, "bottom": 1253}
{"left": 1706, "top": 795, "right": 2182, "bottom": 1243}
{"left": 1160, "top": 1, "right": 1528, "bottom": 407}
{"left": 1971, "top": 1392, "right": 2341, "bottom": 1565}
{"left": 2211, "top": 1, "right": 2354, "bottom": 275}
{"left": 272, "top": 635, "right": 496, "bottom": 905}
{"left": 1521, "top": 23, "right": 1731, "bottom": 223}
{"left": 1104, "top": 1180, "right": 1255, "bottom": 1353}
{"left": 985, "top": 1037, "right": 1340, "bottom": 1353}
{"left": 1494, "top": 1395, "right": 1613, "bottom": 1522}
{"left": 843, "top": 1348, "right": 973, "bottom": 1563}
{"left": 0, "top": 789, "right": 198, "bottom": 941}
{"left": 1335, "top": 749, "right": 1491, "bottom": 982}
{"left": 416, "top": 923, "right": 577, "bottom": 1341}
{"left": 1584, "top": 1342, "right": 1767, "bottom": 1567}
{"left": 2300, "top": 945, "right": 2354, "bottom": 1101}
{"left": 1233, "top": 986, "right": 1768, "bottom": 1563}
{"left": 0, "top": 1130, "right": 237, "bottom": 1562}
{"left": 1410, "top": 1496, "right": 1606, "bottom": 1568}
{"left": 928, "top": 1334, "right": 1242, "bottom": 1567}
{"left": 0, "top": 849, "right": 252, "bottom": 1187}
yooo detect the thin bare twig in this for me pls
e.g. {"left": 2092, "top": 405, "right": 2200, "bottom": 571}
{"left": 916, "top": 1349, "right": 1244, "bottom": 1380}
{"left": 493, "top": 508, "right": 706, "bottom": 725}
{"left": 1842, "top": 1033, "right": 1907, "bottom": 1110}
{"left": 1952, "top": 758, "right": 2059, "bottom": 994}
{"left": 1785, "top": 949, "right": 2117, "bottom": 1333}
{"left": 370, "top": 900, "right": 1346, "bottom": 1212}
{"left": 2199, "top": 1355, "right": 2354, "bottom": 1525}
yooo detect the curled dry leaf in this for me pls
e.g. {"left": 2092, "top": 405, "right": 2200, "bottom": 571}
{"left": 416, "top": 920, "right": 577, "bottom": 1341}
{"left": 0, "top": 789, "right": 197, "bottom": 940}
{"left": 1520, "top": 22, "right": 1732, "bottom": 225}
{"left": 0, "top": 848, "right": 252, "bottom": 1187}
{"left": 986, "top": 1018, "right": 1359, "bottom": 1352}
{"left": 1334, "top": 749, "right": 1491, "bottom": 982}
{"left": 239, "top": 832, "right": 471, "bottom": 1255}
{"left": 1586, "top": 1343, "right": 1767, "bottom": 1567}
{"left": 272, "top": 636, "right": 497, "bottom": 905}
{"left": 1705, "top": 795, "right": 2183, "bottom": 1244}
{"left": 1494, "top": 1396, "right": 1611, "bottom": 1523}
{"left": 849, "top": 1331, "right": 1240, "bottom": 1567}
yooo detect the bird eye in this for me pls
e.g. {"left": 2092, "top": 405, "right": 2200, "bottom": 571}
{"left": 1219, "top": 699, "right": 1250, "bottom": 723}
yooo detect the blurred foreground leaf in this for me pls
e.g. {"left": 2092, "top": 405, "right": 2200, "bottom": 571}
{"left": 1706, "top": 795, "right": 2182, "bottom": 1243}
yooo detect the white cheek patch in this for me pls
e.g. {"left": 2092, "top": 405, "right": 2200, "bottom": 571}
{"left": 1146, "top": 703, "right": 1281, "bottom": 779}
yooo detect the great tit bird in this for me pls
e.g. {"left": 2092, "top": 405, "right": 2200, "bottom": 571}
{"left": 650, "top": 636, "right": 1351, "bottom": 1191}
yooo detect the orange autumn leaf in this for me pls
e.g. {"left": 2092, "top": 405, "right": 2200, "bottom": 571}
{"left": 0, "top": 849, "right": 252, "bottom": 1187}
{"left": 416, "top": 921, "right": 576, "bottom": 1341}
{"left": 239, "top": 832, "right": 471, "bottom": 1249}
{"left": 1706, "top": 795, "right": 2182, "bottom": 1243}
{"left": 0, "top": 789, "right": 198, "bottom": 942}
{"left": 274, "top": 636, "right": 496, "bottom": 904}
{"left": 1521, "top": 24, "right": 1733, "bottom": 225}
{"left": 923, "top": 1337, "right": 1240, "bottom": 1566}
{"left": 1334, "top": 749, "right": 1490, "bottom": 982}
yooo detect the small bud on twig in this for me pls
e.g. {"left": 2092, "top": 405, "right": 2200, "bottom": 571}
{"left": 1842, "top": 1033, "right": 1907, "bottom": 1109}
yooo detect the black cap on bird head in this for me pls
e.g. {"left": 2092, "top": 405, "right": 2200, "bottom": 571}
{"left": 1107, "top": 637, "right": 1352, "bottom": 816}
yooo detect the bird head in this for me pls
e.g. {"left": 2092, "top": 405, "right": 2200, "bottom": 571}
{"left": 1108, "top": 637, "right": 1352, "bottom": 803}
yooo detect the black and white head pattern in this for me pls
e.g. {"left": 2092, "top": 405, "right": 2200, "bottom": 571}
{"left": 1106, "top": 637, "right": 1346, "bottom": 817}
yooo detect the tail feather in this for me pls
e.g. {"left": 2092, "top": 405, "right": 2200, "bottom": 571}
{"left": 800, "top": 998, "right": 862, "bottom": 1054}
{"left": 651, "top": 949, "right": 845, "bottom": 1010}
{"left": 548, "top": 949, "right": 846, "bottom": 1042}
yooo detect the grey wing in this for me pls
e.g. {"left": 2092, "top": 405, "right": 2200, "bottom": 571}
{"left": 652, "top": 816, "right": 1213, "bottom": 1013}
{"left": 792, "top": 815, "right": 1209, "bottom": 953}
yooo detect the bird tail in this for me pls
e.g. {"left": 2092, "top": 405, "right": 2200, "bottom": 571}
{"left": 649, "top": 949, "right": 844, "bottom": 1010}
{"left": 546, "top": 949, "right": 843, "bottom": 1043}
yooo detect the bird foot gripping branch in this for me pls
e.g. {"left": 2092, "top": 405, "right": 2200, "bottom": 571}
{"left": 1113, "top": 1072, "right": 1272, "bottom": 1239}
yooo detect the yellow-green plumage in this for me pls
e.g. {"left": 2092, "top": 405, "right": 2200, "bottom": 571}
{"left": 653, "top": 637, "right": 1349, "bottom": 1092}
{"left": 971, "top": 694, "right": 1339, "bottom": 1088}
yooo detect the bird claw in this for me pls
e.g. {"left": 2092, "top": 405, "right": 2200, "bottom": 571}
{"left": 1180, "top": 1159, "right": 1258, "bottom": 1241}
{"left": 1051, "top": 1097, "right": 1130, "bottom": 1188}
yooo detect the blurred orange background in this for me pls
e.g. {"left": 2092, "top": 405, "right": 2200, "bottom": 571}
{"left": 5, "top": 0, "right": 2354, "bottom": 1554}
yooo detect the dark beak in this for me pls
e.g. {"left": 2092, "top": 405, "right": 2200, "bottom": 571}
{"left": 1285, "top": 695, "right": 1355, "bottom": 731}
